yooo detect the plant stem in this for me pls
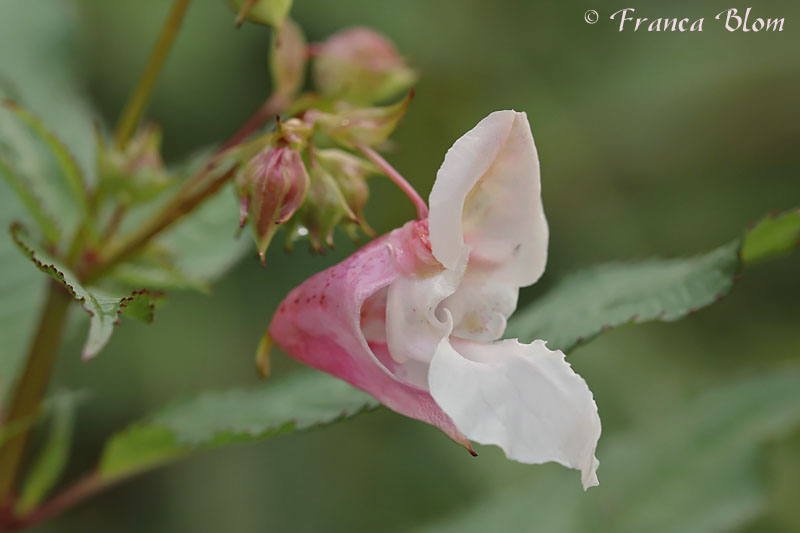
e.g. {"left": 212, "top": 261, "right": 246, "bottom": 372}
{"left": 5, "top": 473, "right": 105, "bottom": 529}
{"left": 356, "top": 144, "right": 428, "bottom": 219}
{"left": 113, "top": 0, "right": 192, "bottom": 148}
{"left": 0, "top": 282, "right": 72, "bottom": 506}
{"left": 83, "top": 165, "right": 237, "bottom": 284}
{"left": 217, "top": 94, "right": 287, "bottom": 154}
{"left": 84, "top": 94, "right": 284, "bottom": 284}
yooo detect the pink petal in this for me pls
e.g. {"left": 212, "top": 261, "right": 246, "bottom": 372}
{"left": 269, "top": 220, "right": 472, "bottom": 450}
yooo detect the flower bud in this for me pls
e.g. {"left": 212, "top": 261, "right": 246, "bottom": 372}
{"left": 228, "top": 0, "right": 292, "bottom": 28}
{"left": 315, "top": 149, "right": 379, "bottom": 236}
{"left": 311, "top": 27, "right": 416, "bottom": 105}
{"left": 314, "top": 91, "right": 413, "bottom": 149}
{"left": 97, "top": 124, "right": 170, "bottom": 204}
{"left": 270, "top": 18, "right": 307, "bottom": 99}
{"left": 301, "top": 162, "right": 358, "bottom": 252}
{"left": 236, "top": 144, "right": 309, "bottom": 263}
{"left": 275, "top": 117, "right": 312, "bottom": 150}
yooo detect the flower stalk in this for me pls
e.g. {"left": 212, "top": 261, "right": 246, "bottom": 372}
{"left": 356, "top": 143, "right": 428, "bottom": 219}
{"left": 113, "top": 0, "right": 192, "bottom": 148}
{"left": 0, "top": 282, "right": 73, "bottom": 506}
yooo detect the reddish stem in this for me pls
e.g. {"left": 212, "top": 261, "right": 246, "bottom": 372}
{"left": 356, "top": 144, "right": 428, "bottom": 219}
{"left": 217, "top": 94, "right": 286, "bottom": 154}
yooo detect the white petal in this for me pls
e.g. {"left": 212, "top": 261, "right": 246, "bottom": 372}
{"left": 429, "top": 110, "right": 548, "bottom": 287}
{"left": 385, "top": 252, "right": 467, "bottom": 364}
{"left": 428, "top": 337, "right": 601, "bottom": 489}
{"left": 440, "top": 273, "right": 518, "bottom": 342}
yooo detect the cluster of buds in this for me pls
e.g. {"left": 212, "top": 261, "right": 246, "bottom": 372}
{"left": 235, "top": 119, "right": 310, "bottom": 263}
{"left": 229, "top": 2, "right": 420, "bottom": 260}
{"left": 234, "top": 113, "right": 388, "bottom": 261}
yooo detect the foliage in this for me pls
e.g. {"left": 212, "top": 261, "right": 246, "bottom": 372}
{"left": 417, "top": 368, "right": 800, "bottom": 532}
{"left": 98, "top": 371, "right": 378, "bottom": 480}
{"left": 0, "top": 0, "right": 797, "bottom": 530}
{"left": 507, "top": 208, "right": 800, "bottom": 353}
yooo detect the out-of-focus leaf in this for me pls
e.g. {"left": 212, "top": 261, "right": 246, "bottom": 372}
{"left": 741, "top": 209, "right": 800, "bottom": 265}
{"left": 0, "top": 156, "right": 60, "bottom": 244}
{"left": 0, "top": 0, "right": 95, "bottom": 406}
{"left": 98, "top": 371, "right": 378, "bottom": 480}
{"left": 158, "top": 182, "right": 251, "bottom": 283}
{"left": 507, "top": 207, "right": 800, "bottom": 352}
{"left": 506, "top": 241, "right": 740, "bottom": 351}
{"left": 11, "top": 224, "right": 162, "bottom": 360}
{"left": 15, "top": 393, "right": 77, "bottom": 514}
{"left": 109, "top": 255, "right": 210, "bottom": 293}
{"left": 758, "top": 426, "right": 800, "bottom": 531}
{"left": 0, "top": 179, "right": 44, "bottom": 408}
{"left": 418, "top": 368, "right": 800, "bottom": 533}
{"left": 1, "top": 100, "right": 89, "bottom": 217}
{"left": 0, "top": 1, "right": 95, "bottom": 182}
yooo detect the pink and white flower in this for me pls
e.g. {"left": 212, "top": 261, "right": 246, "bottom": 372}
{"left": 269, "top": 111, "right": 601, "bottom": 488}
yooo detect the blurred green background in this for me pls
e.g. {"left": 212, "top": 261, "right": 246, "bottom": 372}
{"left": 4, "top": 0, "right": 799, "bottom": 531}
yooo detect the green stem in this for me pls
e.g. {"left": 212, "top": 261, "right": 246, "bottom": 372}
{"left": 84, "top": 93, "right": 285, "bottom": 284}
{"left": 8, "top": 473, "right": 105, "bottom": 529}
{"left": 83, "top": 165, "right": 238, "bottom": 284}
{"left": 113, "top": 0, "right": 192, "bottom": 148}
{"left": 0, "top": 282, "right": 72, "bottom": 506}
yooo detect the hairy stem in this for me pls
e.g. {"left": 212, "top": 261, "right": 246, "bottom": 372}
{"left": 0, "top": 282, "right": 72, "bottom": 505}
{"left": 113, "top": 0, "right": 192, "bottom": 148}
{"left": 356, "top": 144, "right": 428, "bottom": 219}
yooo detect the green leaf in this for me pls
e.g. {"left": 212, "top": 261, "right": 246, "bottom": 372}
{"left": 741, "top": 209, "right": 800, "bottom": 265}
{"left": 506, "top": 241, "right": 741, "bottom": 352}
{"left": 158, "top": 182, "right": 251, "bottom": 283}
{"left": 507, "top": 207, "right": 800, "bottom": 353}
{"left": 11, "top": 224, "right": 163, "bottom": 360}
{"left": 418, "top": 368, "right": 800, "bottom": 533}
{"left": 0, "top": 182, "right": 45, "bottom": 408}
{"left": 0, "top": 0, "right": 94, "bottom": 406}
{"left": 98, "top": 371, "right": 378, "bottom": 480}
{"left": 1, "top": 99, "right": 89, "bottom": 218}
{"left": 15, "top": 392, "right": 77, "bottom": 514}
{"left": 0, "top": 156, "right": 60, "bottom": 244}
{"left": 108, "top": 255, "right": 210, "bottom": 293}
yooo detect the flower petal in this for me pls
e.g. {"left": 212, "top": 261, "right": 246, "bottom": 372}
{"left": 441, "top": 272, "right": 518, "bottom": 342}
{"left": 428, "top": 110, "right": 548, "bottom": 287}
{"left": 385, "top": 250, "right": 466, "bottom": 364}
{"left": 428, "top": 337, "right": 601, "bottom": 489}
{"left": 269, "top": 221, "right": 471, "bottom": 449}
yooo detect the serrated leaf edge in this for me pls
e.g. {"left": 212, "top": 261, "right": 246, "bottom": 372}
{"left": 9, "top": 222, "right": 160, "bottom": 358}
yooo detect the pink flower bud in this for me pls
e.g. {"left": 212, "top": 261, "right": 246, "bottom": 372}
{"left": 312, "top": 27, "right": 417, "bottom": 105}
{"left": 236, "top": 145, "right": 309, "bottom": 263}
{"left": 270, "top": 18, "right": 307, "bottom": 99}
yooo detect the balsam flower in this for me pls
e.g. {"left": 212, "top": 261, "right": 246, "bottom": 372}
{"left": 269, "top": 111, "right": 601, "bottom": 488}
